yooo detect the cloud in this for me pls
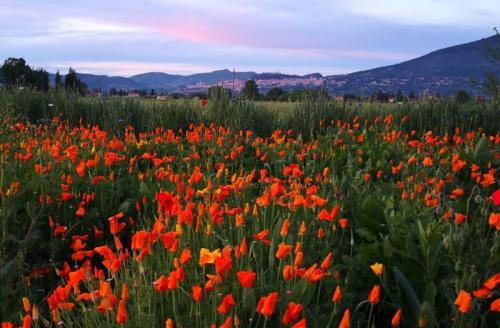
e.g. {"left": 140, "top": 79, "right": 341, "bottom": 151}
{"left": 43, "top": 61, "right": 219, "bottom": 76}
{"left": 342, "top": 0, "right": 499, "bottom": 27}
{"left": 0, "top": 0, "right": 493, "bottom": 76}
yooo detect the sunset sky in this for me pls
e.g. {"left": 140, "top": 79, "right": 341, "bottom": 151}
{"left": 0, "top": 0, "right": 498, "bottom": 76}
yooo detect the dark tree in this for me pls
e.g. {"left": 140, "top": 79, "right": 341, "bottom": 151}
{"left": 243, "top": 80, "right": 259, "bottom": 100}
{"left": 371, "top": 91, "right": 389, "bottom": 102}
{"left": 343, "top": 94, "right": 358, "bottom": 102}
{"left": 485, "top": 73, "right": 499, "bottom": 101}
{"left": 455, "top": 90, "right": 471, "bottom": 103}
{"left": 64, "top": 67, "right": 87, "bottom": 96}
{"left": 396, "top": 89, "right": 405, "bottom": 102}
{"left": 26, "top": 68, "right": 49, "bottom": 91}
{"left": 266, "top": 87, "right": 285, "bottom": 101}
{"left": 55, "top": 70, "right": 63, "bottom": 89}
{"left": 208, "top": 85, "right": 231, "bottom": 101}
{"left": 0, "top": 57, "right": 29, "bottom": 86}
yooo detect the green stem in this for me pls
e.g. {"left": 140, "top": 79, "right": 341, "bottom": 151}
{"left": 367, "top": 303, "right": 373, "bottom": 328}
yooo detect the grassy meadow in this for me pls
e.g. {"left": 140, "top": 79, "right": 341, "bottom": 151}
{"left": 0, "top": 89, "right": 499, "bottom": 327}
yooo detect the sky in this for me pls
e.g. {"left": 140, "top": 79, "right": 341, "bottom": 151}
{"left": 0, "top": 0, "right": 498, "bottom": 76}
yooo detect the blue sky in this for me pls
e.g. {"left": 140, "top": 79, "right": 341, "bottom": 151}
{"left": 0, "top": 0, "right": 498, "bottom": 76}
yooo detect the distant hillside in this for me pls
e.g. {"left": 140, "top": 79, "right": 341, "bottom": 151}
{"left": 47, "top": 35, "right": 499, "bottom": 95}
{"left": 326, "top": 35, "right": 500, "bottom": 96}
{"left": 130, "top": 69, "right": 256, "bottom": 91}
{"left": 49, "top": 73, "right": 140, "bottom": 90}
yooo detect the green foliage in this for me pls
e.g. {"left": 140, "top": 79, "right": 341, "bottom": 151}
{"left": 266, "top": 87, "right": 286, "bottom": 101}
{"left": 485, "top": 73, "right": 499, "bottom": 102}
{"left": 455, "top": 90, "right": 472, "bottom": 103}
{"left": 64, "top": 67, "right": 87, "bottom": 96}
{"left": 243, "top": 79, "right": 259, "bottom": 100}
{"left": 0, "top": 57, "right": 49, "bottom": 91}
{"left": 0, "top": 88, "right": 499, "bottom": 140}
{"left": 55, "top": 70, "right": 63, "bottom": 89}
{"left": 0, "top": 57, "right": 29, "bottom": 85}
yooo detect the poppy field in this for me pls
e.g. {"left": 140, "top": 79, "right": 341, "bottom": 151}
{"left": 0, "top": 96, "right": 499, "bottom": 327}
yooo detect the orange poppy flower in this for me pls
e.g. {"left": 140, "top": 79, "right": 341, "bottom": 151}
{"left": 276, "top": 243, "right": 292, "bottom": 260}
{"left": 22, "top": 315, "right": 31, "bottom": 328}
{"left": 454, "top": 290, "right": 472, "bottom": 314}
{"left": 280, "top": 218, "right": 290, "bottom": 237}
{"left": 320, "top": 252, "right": 333, "bottom": 270}
{"left": 156, "top": 192, "right": 175, "bottom": 213}
{"left": 121, "top": 283, "right": 129, "bottom": 300}
{"left": 368, "top": 285, "right": 380, "bottom": 305}
{"left": 257, "top": 292, "right": 279, "bottom": 317}
{"left": 370, "top": 262, "right": 383, "bottom": 276}
{"left": 483, "top": 273, "right": 500, "bottom": 290}
{"left": 199, "top": 248, "right": 221, "bottom": 266}
{"left": 291, "top": 318, "right": 306, "bottom": 328}
{"left": 422, "top": 157, "right": 433, "bottom": 167}
{"left": 253, "top": 229, "right": 269, "bottom": 241}
{"left": 215, "top": 255, "right": 232, "bottom": 278}
{"left": 489, "top": 213, "right": 500, "bottom": 230}
{"left": 116, "top": 299, "right": 127, "bottom": 325}
{"left": 283, "top": 265, "right": 294, "bottom": 281}
{"left": 332, "top": 286, "right": 342, "bottom": 303}
{"left": 217, "top": 294, "right": 236, "bottom": 314}
{"left": 391, "top": 309, "right": 402, "bottom": 327}
{"left": 180, "top": 248, "right": 192, "bottom": 265}
{"left": 455, "top": 213, "right": 466, "bottom": 225}
{"left": 282, "top": 302, "right": 303, "bottom": 325}
{"left": 491, "top": 298, "right": 500, "bottom": 312}
{"left": 154, "top": 276, "right": 169, "bottom": 292}
{"left": 339, "top": 309, "right": 350, "bottom": 328}
{"left": 236, "top": 271, "right": 256, "bottom": 289}
{"left": 75, "top": 207, "right": 85, "bottom": 217}
{"left": 192, "top": 285, "right": 202, "bottom": 303}
{"left": 22, "top": 297, "right": 30, "bottom": 313}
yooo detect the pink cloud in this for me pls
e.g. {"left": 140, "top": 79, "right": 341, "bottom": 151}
{"left": 155, "top": 17, "right": 244, "bottom": 46}
{"left": 150, "top": 18, "right": 413, "bottom": 62}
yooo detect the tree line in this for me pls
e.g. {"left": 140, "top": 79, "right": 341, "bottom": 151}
{"left": 1, "top": 57, "right": 498, "bottom": 102}
{"left": 0, "top": 57, "right": 87, "bottom": 95}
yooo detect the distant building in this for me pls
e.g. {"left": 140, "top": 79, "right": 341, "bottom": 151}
{"left": 127, "top": 92, "right": 140, "bottom": 98}
{"left": 156, "top": 95, "right": 168, "bottom": 100}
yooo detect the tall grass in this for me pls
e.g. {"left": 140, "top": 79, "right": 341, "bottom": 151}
{"left": 0, "top": 88, "right": 498, "bottom": 137}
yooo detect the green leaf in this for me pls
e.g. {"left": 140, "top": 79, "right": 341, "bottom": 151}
{"left": 382, "top": 236, "right": 395, "bottom": 259}
{"left": 418, "top": 301, "right": 436, "bottom": 328}
{"left": 473, "top": 137, "right": 489, "bottom": 165}
{"left": 118, "top": 199, "right": 131, "bottom": 214}
{"left": 393, "top": 266, "right": 421, "bottom": 320}
{"left": 356, "top": 195, "right": 388, "bottom": 235}
{"left": 268, "top": 217, "right": 284, "bottom": 275}
{"left": 139, "top": 181, "right": 152, "bottom": 198}
{"left": 355, "top": 228, "right": 376, "bottom": 242}
{"left": 241, "top": 288, "right": 256, "bottom": 311}
{"left": 291, "top": 278, "right": 316, "bottom": 306}
{"left": 423, "top": 282, "right": 436, "bottom": 308}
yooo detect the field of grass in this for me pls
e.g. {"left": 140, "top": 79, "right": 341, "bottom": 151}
{"left": 0, "top": 90, "right": 499, "bottom": 327}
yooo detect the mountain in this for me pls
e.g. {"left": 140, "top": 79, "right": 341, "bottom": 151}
{"left": 48, "top": 35, "right": 499, "bottom": 95}
{"left": 49, "top": 73, "right": 140, "bottom": 90}
{"left": 129, "top": 69, "right": 256, "bottom": 91}
{"left": 326, "top": 35, "right": 500, "bottom": 96}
